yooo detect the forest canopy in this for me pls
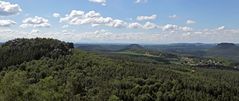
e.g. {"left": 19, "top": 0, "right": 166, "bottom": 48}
{"left": 0, "top": 38, "right": 74, "bottom": 70}
{"left": 0, "top": 38, "right": 238, "bottom": 101}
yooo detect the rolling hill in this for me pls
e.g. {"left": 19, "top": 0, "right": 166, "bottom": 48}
{"left": 207, "top": 43, "right": 239, "bottom": 62}
{"left": 118, "top": 44, "right": 148, "bottom": 53}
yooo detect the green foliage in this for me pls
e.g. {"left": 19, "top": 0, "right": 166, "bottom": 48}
{"left": 0, "top": 70, "right": 28, "bottom": 101}
{"left": 0, "top": 38, "right": 73, "bottom": 70}
{"left": 0, "top": 38, "right": 238, "bottom": 101}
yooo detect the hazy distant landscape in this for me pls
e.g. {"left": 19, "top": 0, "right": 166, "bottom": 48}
{"left": 0, "top": 0, "right": 239, "bottom": 101}
{"left": 76, "top": 43, "right": 239, "bottom": 62}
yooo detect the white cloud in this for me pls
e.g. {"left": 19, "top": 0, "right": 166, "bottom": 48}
{"left": 62, "top": 25, "right": 69, "bottom": 28}
{"left": 162, "top": 24, "right": 192, "bottom": 32}
{"left": 0, "top": 1, "right": 22, "bottom": 16}
{"left": 20, "top": 16, "right": 50, "bottom": 28}
{"left": 162, "top": 24, "right": 178, "bottom": 31}
{"left": 107, "top": 19, "right": 126, "bottom": 28}
{"left": 128, "top": 22, "right": 143, "bottom": 29}
{"left": 91, "top": 24, "right": 100, "bottom": 27}
{"left": 0, "top": 19, "right": 16, "bottom": 27}
{"left": 62, "top": 30, "right": 68, "bottom": 33}
{"left": 30, "top": 29, "right": 40, "bottom": 33}
{"left": 143, "top": 22, "right": 159, "bottom": 29}
{"left": 135, "top": 0, "right": 148, "bottom": 3}
{"left": 180, "top": 28, "right": 239, "bottom": 43}
{"left": 60, "top": 10, "right": 127, "bottom": 28}
{"left": 53, "top": 13, "right": 60, "bottom": 18}
{"left": 0, "top": 29, "right": 159, "bottom": 43}
{"left": 1, "top": 28, "right": 239, "bottom": 43}
{"left": 217, "top": 26, "right": 225, "bottom": 30}
{"left": 85, "top": 10, "right": 101, "bottom": 18}
{"left": 186, "top": 20, "right": 196, "bottom": 24}
{"left": 137, "top": 14, "right": 157, "bottom": 21}
{"left": 89, "top": 0, "right": 106, "bottom": 6}
{"left": 180, "top": 26, "right": 192, "bottom": 32}
{"left": 128, "top": 22, "right": 159, "bottom": 30}
{"left": 169, "top": 14, "right": 177, "bottom": 19}
{"left": 61, "top": 10, "right": 160, "bottom": 29}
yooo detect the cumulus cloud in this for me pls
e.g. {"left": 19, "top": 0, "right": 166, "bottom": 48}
{"left": 53, "top": 13, "right": 60, "bottom": 18}
{"left": 20, "top": 16, "right": 51, "bottom": 28}
{"left": 180, "top": 27, "right": 192, "bottom": 32}
{"left": 60, "top": 10, "right": 127, "bottom": 28}
{"left": 1, "top": 27, "right": 239, "bottom": 43}
{"left": 89, "top": 0, "right": 106, "bottom": 6}
{"left": 162, "top": 24, "right": 178, "bottom": 31}
{"left": 169, "top": 14, "right": 177, "bottom": 19}
{"left": 0, "top": 1, "right": 22, "bottom": 16}
{"left": 62, "top": 25, "right": 69, "bottom": 28}
{"left": 186, "top": 20, "right": 196, "bottom": 24}
{"left": 127, "top": 22, "right": 192, "bottom": 31}
{"left": 128, "top": 22, "right": 143, "bottom": 29}
{"left": 30, "top": 29, "right": 40, "bottom": 33}
{"left": 107, "top": 19, "right": 126, "bottom": 28}
{"left": 217, "top": 26, "right": 225, "bottom": 30}
{"left": 143, "top": 22, "right": 159, "bottom": 29}
{"left": 179, "top": 28, "right": 239, "bottom": 43}
{"left": 162, "top": 24, "right": 192, "bottom": 32}
{"left": 65, "top": 30, "right": 161, "bottom": 43}
{"left": 128, "top": 22, "right": 159, "bottom": 30}
{"left": 0, "top": 28, "right": 160, "bottom": 43}
{"left": 0, "top": 19, "right": 16, "bottom": 27}
{"left": 61, "top": 10, "right": 160, "bottom": 29}
{"left": 62, "top": 30, "right": 68, "bottom": 33}
{"left": 135, "top": 0, "right": 148, "bottom": 3}
{"left": 137, "top": 14, "right": 157, "bottom": 21}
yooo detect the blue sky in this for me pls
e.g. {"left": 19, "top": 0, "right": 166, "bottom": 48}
{"left": 0, "top": 0, "right": 239, "bottom": 43}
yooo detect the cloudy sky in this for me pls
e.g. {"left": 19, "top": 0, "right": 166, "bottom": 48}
{"left": 0, "top": 0, "right": 239, "bottom": 43}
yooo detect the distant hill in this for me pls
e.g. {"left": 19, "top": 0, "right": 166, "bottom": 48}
{"left": 75, "top": 44, "right": 107, "bottom": 51}
{"left": 75, "top": 44, "right": 128, "bottom": 52}
{"left": 121, "top": 44, "right": 145, "bottom": 51}
{"left": 144, "top": 43, "right": 214, "bottom": 56}
{"left": 117, "top": 44, "right": 180, "bottom": 60}
{"left": 119, "top": 44, "right": 148, "bottom": 54}
{"left": 215, "top": 43, "right": 239, "bottom": 49}
{"left": 207, "top": 43, "right": 239, "bottom": 62}
{"left": 75, "top": 43, "right": 239, "bottom": 63}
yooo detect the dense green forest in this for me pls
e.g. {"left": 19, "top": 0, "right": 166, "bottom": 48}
{"left": 0, "top": 38, "right": 239, "bottom": 101}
